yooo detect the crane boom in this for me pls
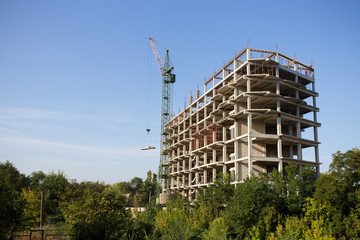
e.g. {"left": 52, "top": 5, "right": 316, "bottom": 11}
{"left": 149, "top": 38, "right": 164, "bottom": 75}
{"left": 148, "top": 38, "right": 176, "bottom": 193}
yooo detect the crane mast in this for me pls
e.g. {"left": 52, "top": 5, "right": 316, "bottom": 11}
{"left": 148, "top": 38, "right": 175, "bottom": 192}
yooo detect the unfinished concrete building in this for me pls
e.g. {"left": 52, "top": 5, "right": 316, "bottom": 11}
{"left": 163, "top": 48, "right": 320, "bottom": 201}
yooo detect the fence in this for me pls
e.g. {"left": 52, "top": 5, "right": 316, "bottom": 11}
{"left": 14, "top": 228, "right": 71, "bottom": 240}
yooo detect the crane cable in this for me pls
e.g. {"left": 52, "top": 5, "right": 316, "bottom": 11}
{"left": 144, "top": 43, "right": 153, "bottom": 147}
{"left": 146, "top": 42, "right": 152, "bottom": 131}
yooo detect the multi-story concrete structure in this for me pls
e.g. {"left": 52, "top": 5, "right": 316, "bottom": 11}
{"left": 163, "top": 48, "right": 320, "bottom": 201}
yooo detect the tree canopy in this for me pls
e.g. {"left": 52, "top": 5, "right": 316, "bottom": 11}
{"left": 1, "top": 147, "right": 359, "bottom": 239}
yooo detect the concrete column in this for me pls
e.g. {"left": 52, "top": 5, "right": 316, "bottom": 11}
{"left": 204, "top": 152, "right": 207, "bottom": 165}
{"left": 182, "top": 172, "right": 185, "bottom": 187}
{"left": 236, "top": 141, "right": 241, "bottom": 159}
{"left": 312, "top": 82, "right": 320, "bottom": 177}
{"left": 234, "top": 120, "right": 239, "bottom": 158}
{"left": 196, "top": 110, "right": 199, "bottom": 123}
{"left": 239, "top": 162, "right": 243, "bottom": 181}
{"left": 189, "top": 124, "right": 193, "bottom": 151}
{"left": 276, "top": 81, "right": 280, "bottom": 95}
{"left": 234, "top": 71, "right": 238, "bottom": 114}
{"left": 189, "top": 172, "right": 192, "bottom": 187}
{"left": 195, "top": 137, "right": 199, "bottom": 151}
{"left": 235, "top": 161, "right": 239, "bottom": 181}
{"left": 296, "top": 106, "right": 302, "bottom": 160}
{"left": 247, "top": 76, "right": 252, "bottom": 177}
{"left": 275, "top": 53, "right": 279, "bottom": 78}
{"left": 247, "top": 49, "right": 251, "bottom": 74}
{"left": 295, "top": 75, "right": 299, "bottom": 98}
{"left": 204, "top": 132, "right": 207, "bottom": 146}
{"left": 213, "top": 149, "right": 217, "bottom": 163}
{"left": 213, "top": 168, "right": 217, "bottom": 181}
{"left": 204, "top": 170, "right": 207, "bottom": 184}
{"left": 223, "top": 126, "right": 227, "bottom": 141}
{"left": 213, "top": 125, "right": 217, "bottom": 143}
{"left": 277, "top": 98, "right": 283, "bottom": 172}
{"left": 223, "top": 145, "right": 227, "bottom": 163}
{"left": 247, "top": 114, "right": 253, "bottom": 177}
{"left": 196, "top": 171, "right": 199, "bottom": 185}
{"left": 223, "top": 164, "right": 227, "bottom": 176}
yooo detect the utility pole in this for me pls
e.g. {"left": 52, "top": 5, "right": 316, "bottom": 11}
{"left": 39, "top": 192, "right": 43, "bottom": 229}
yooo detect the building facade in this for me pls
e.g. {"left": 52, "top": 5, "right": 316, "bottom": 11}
{"left": 163, "top": 48, "right": 320, "bottom": 201}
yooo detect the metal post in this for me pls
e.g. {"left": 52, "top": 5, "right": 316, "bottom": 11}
{"left": 40, "top": 192, "right": 43, "bottom": 229}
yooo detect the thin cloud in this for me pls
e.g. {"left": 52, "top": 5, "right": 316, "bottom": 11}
{"left": 0, "top": 107, "right": 127, "bottom": 124}
{"left": 0, "top": 107, "right": 78, "bottom": 121}
{"left": 0, "top": 137, "right": 157, "bottom": 159}
{"left": 0, "top": 127, "right": 13, "bottom": 132}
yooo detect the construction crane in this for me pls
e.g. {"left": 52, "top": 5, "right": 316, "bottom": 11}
{"left": 148, "top": 38, "right": 176, "bottom": 192}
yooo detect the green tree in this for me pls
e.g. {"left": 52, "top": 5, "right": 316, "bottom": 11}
{"left": 0, "top": 179, "right": 26, "bottom": 239}
{"left": 202, "top": 217, "right": 228, "bottom": 240}
{"left": 61, "top": 180, "right": 107, "bottom": 207}
{"left": 113, "top": 181, "right": 131, "bottom": 195}
{"left": 29, "top": 171, "right": 46, "bottom": 192}
{"left": 129, "top": 177, "right": 144, "bottom": 206}
{"left": 301, "top": 198, "right": 335, "bottom": 240}
{"left": 21, "top": 188, "right": 41, "bottom": 228}
{"left": 269, "top": 164, "right": 316, "bottom": 216}
{"left": 0, "top": 161, "right": 29, "bottom": 239}
{"left": 269, "top": 216, "right": 304, "bottom": 240}
{"left": 266, "top": 198, "right": 335, "bottom": 240}
{"left": 195, "top": 173, "right": 234, "bottom": 220}
{"left": 344, "top": 189, "right": 360, "bottom": 239}
{"left": 63, "top": 190, "right": 130, "bottom": 240}
{"left": 125, "top": 205, "right": 159, "bottom": 240}
{"left": 139, "top": 171, "right": 158, "bottom": 206}
{"left": 314, "top": 147, "right": 360, "bottom": 238}
{"left": 39, "top": 171, "right": 70, "bottom": 224}
{"left": 154, "top": 194, "right": 194, "bottom": 240}
{"left": 249, "top": 206, "right": 281, "bottom": 240}
{"left": 0, "top": 161, "right": 30, "bottom": 192}
{"left": 224, "top": 175, "right": 275, "bottom": 239}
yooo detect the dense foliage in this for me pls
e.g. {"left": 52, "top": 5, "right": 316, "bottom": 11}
{"left": 0, "top": 147, "right": 359, "bottom": 239}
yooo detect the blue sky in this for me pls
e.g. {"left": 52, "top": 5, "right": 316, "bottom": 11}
{"left": 1, "top": 0, "right": 359, "bottom": 184}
